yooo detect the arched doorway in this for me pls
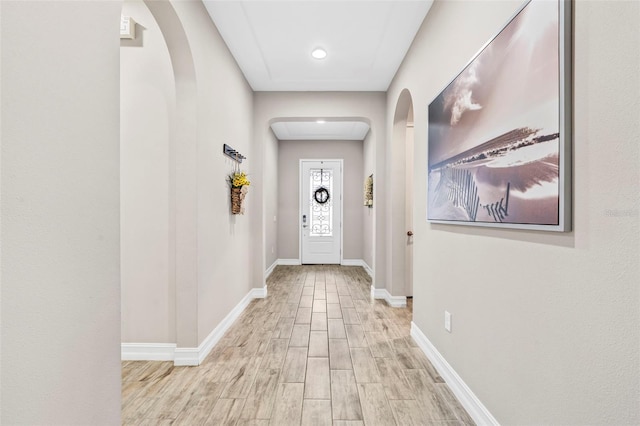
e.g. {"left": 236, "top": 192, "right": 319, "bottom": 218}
{"left": 389, "top": 89, "right": 415, "bottom": 299}
{"left": 120, "top": 0, "right": 199, "bottom": 354}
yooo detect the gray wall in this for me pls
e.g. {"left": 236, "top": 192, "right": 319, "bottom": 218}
{"left": 277, "top": 140, "right": 364, "bottom": 261}
{"left": 121, "top": 0, "right": 176, "bottom": 344}
{"left": 362, "top": 131, "right": 375, "bottom": 269}
{"left": 170, "top": 1, "right": 256, "bottom": 345}
{"left": 1, "top": 1, "right": 122, "bottom": 423}
{"left": 120, "top": 0, "right": 256, "bottom": 348}
{"left": 388, "top": 0, "right": 639, "bottom": 423}
{"left": 264, "top": 129, "right": 279, "bottom": 269}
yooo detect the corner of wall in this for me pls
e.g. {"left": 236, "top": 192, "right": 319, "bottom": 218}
{"left": 410, "top": 322, "right": 498, "bottom": 425}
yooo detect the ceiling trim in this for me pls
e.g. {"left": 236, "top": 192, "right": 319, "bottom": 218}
{"left": 271, "top": 119, "right": 371, "bottom": 141}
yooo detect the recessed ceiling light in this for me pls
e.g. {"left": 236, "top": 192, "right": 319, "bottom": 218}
{"left": 311, "top": 48, "right": 327, "bottom": 60}
{"left": 316, "top": 119, "right": 326, "bottom": 124}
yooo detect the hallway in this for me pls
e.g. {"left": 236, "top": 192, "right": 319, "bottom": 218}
{"left": 122, "top": 265, "right": 474, "bottom": 425}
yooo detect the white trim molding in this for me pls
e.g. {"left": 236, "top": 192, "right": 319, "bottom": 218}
{"left": 122, "top": 285, "right": 267, "bottom": 366}
{"left": 371, "top": 287, "right": 407, "bottom": 308}
{"left": 371, "top": 285, "right": 386, "bottom": 299}
{"left": 121, "top": 343, "right": 176, "bottom": 361}
{"left": 265, "top": 260, "right": 278, "bottom": 280}
{"left": 176, "top": 287, "right": 260, "bottom": 366}
{"left": 266, "top": 259, "right": 303, "bottom": 281}
{"left": 251, "top": 285, "right": 267, "bottom": 299}
{"left": 270, "top": 259, "right": 372, "bottom": 277}
{"left": 362, "top": 261, "right": 373, "bottom": 278}
{"left": 410, "top": 322, "right": 499, "bottom": 426}
{"left": 341, "top": 259, "right": 373, "bottom": 278}
{"left": 278, "top": 258, "right": 302, "bottom": 266}
{"left": 385, "top": 292, "right": 407, "bottom": 308}
{"left": 174, "top": 348, "right": 199, "bottom": 366}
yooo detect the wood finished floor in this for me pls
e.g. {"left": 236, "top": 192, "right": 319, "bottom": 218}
{"left": 122, "top": 265, "right": 475, "bottom": 425}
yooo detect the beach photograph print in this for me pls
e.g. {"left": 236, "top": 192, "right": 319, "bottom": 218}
{"left": 428, "top": 0, "right": 569, "bottom": 229}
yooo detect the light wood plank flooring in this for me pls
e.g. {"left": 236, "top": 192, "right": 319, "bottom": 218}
{"left": 122, "top": 265, "right": 474, "bottom": 425}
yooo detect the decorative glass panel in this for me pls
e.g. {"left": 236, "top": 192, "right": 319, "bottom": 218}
{"left": 309, "top": 168, "right": 333, "bottom": 237}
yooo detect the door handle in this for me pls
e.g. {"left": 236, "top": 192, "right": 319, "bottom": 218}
{"left": 302, "top": 214, "right": 307, "bottom": 228}
{"left": 407, "top": 231, "right": 413, "bottom": 236}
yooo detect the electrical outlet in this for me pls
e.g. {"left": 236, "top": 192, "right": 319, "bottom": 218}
{"left": 273, "top": 215, "right": 277, "bottom": 222}
{"left": 444, "top": 311, "right": 452, "bottom": 333}
{"left": 271, "top": 246, "right": 275, "bottom": 254}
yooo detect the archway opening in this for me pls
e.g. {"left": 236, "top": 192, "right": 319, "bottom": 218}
{"left": 389, "top": 89, "right": 415, "bottom": 300}
{"left": 120, "top": 0, "right": 199, "bottom": 354}
{"left": 266, "top": 117, "right": 372, "bottom": 271}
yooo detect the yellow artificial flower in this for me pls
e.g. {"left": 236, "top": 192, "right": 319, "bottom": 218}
{"left": 230, "top": 171, "right": 251, "bottom": 188}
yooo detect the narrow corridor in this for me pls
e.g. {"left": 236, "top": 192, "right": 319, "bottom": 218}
{"left": 122, "top": 265, "right": 474, "bottom": 425}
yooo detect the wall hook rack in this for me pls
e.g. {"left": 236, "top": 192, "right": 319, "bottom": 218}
{"left": 223, "top": 144, "right": 246, "bottom": 163}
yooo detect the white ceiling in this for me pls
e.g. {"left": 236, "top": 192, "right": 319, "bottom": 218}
{"left": 271, "top": 120, "right": 370, "bottom": 140}
{"left": 203, "top": 0, "right": 433, "bottom": 92}
{"left": 204, "top": 1, "right": 431, "bottom": 140}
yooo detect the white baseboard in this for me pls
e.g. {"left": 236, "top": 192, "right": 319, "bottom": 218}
{"left": 251, "top": 285, "right": 267, "bottom": 299}
{"left": 121, "top": 343, "right": 176, "bottom": 361}
{"left": 386, "top": 293, "right": 407, "bottom": 308}
{"left": 265, "top": 259, "right": 303, "bottom": 279}
{"left": 122, "top": 286, "right": 266, "bottom": 366}
{"left": 177, "top": 287, "right": 261, "bottom": 366}
{"left": 371, "top": 285, "right": 386, "bottom": 299}
{"left": 371, "top": 287, "right": 407, "bottom": 308}
{"left": 362, "top": 261, "right": 373, "bottom": 278}
{"left": 410, "top": 322, "right": 499, "bottom": 425}
{"left": 265, "top": 260, "right": 278, "bottom": 280}
{"left": 174, "top": 347, "right": 199, "bottom": 366}
{"left": 341, "top": 259, "right": 373, "bottom": 278}
{"left": 274, "top": 258, "right": 372, "bottom": 278}
{"left": 278, "top": 258, "right": 301, "bottom": 266}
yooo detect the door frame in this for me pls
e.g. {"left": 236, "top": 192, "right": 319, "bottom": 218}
{"left": 298, "top": 159, "right": 344, "bottom": 265}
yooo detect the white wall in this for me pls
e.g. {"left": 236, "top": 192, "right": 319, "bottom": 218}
{"left": 277, "top": 140, "right": 364, "bottom": 261}
{"left": 121, "top": 0, "right": 176, "bottom": 344}
{"left": 255, "top": 92, "right": 385, "bottom": 284}
{"left": 388, "top": 0, "right": 640, "bottom": 424}
{"left": 1, "top": 1, "right": 122, "bottom": 423}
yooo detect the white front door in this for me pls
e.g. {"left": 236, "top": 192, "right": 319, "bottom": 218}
{"left": 301, "top": 160, "right": 342, "bottom": 264}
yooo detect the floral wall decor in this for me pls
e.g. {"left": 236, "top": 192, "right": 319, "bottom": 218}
{"left": 364, "top": 174, "right": 373, "bottom": 207}
{"left": 229, "top": 171, "right": 250, "bottom": 214}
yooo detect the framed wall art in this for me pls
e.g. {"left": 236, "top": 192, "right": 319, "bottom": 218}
{"left": 427, "top": 0, "right": 572, "bottom": 231}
